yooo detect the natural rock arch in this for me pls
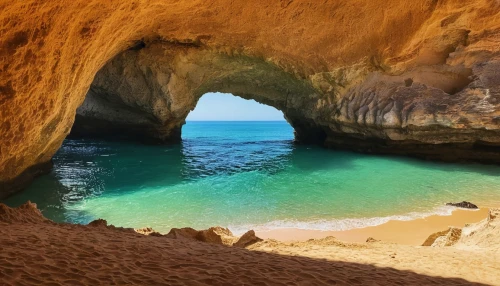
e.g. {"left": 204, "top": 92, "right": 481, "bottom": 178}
{"left": 0, "top": 0, "right": 499, "bottom": 197}
{"left": 70, "top": 43, "right": 323, "bottom": 144}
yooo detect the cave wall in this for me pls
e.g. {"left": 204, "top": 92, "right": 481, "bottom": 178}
{"left": 0, "top": 0, "right": 499, "bottom": 197}
{"left": 72, "top": 43, "right": 318, "bottom": 143}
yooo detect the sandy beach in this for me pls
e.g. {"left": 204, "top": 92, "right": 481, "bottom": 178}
{"left": 257, "top": 207, "right": 491, "bottom": 245}
{"left": 1, "top": 202, "right": 500, "bottom": 285}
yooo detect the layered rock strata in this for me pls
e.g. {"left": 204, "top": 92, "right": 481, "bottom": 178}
{"left": 1, "top": 0, "right": 500, "bottom": 197}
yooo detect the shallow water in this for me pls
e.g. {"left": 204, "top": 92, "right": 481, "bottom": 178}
{"left": 4, "top": 121, "right": 500, "bottom": 234}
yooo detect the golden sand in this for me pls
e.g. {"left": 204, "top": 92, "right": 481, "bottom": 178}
{"left": 1, "top": 203, "right": 499, "bottom": 285}
{"left": 257, "top": 208, "right": 490, "bottom": 245}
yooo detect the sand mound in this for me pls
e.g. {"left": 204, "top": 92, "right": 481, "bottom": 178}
{"left": 0, "top": 201, "right": 50, "bottom": 224}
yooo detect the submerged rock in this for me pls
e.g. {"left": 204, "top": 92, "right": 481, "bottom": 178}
{"left": 446, "top": 201, "right": 478, "bottom": 209}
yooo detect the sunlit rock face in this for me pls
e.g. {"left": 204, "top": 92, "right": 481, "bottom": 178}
{"left": 0, "top": 0, "right": 499, "bottom": 197}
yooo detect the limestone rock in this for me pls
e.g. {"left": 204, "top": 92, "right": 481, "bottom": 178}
{"left": 446, "top": 201, "right": 478, "bottom": 209}
{"left": 165, "top": 227, "right": 200, "bottom": 240}
{"left": 233, "top": 230, "right": 263, "bottom": 248}
{"left": 87, "top": 219, "right": 108, "bottom": 227}
{"left": 135, "top": 227, "right": 162, "bottom": 236}
{"left": 422, "top": 227, "right": 462, "bottom": 247}
{"left": 488, "top": 209, "right": 499, "bottom": 222}
{"left": 366, "top": 237, "right": 380, "bottom": 243}
{"left": 165, "top": 226, "right": 236, "bottom": 245}
{"left": 195, "top": 227, "right": 234, "bottom": 245}
{"left": 165, "top": 226, "right": 260, "bottom": 247}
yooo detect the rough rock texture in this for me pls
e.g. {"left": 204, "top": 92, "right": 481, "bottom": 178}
{"left": 422, "top": 208, "right": 500, "bottom": 249}
{"left": 234, "top": 230, "right": 263, "bottom": 248}
{"left": 1, "top": 0, "right": 500, "bottom": 196}
{"left": 446, "top": 201, "right": 479, "bottom": 209}
{"left": 72, "top": 45, "right": 315, "bottom": 143}
{"left": 452, "top": 208, "right": 500, "bottom": 251}
{"left": 87, "top": 218, "right": 108, "bottom": 228}
{"left": 422, "top": 227, "right": 462, "bottom": 247}
{"left": 135, "top": 227, "right": 163, "bottom": 237}
{"left": 165, "top": 226, "right": 261, "bottom": 247}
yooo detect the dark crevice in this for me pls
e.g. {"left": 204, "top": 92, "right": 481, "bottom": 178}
{"left": 128, "top": 40, "right": 146, "bottom": 51}
{"left": 404, "top": 78, "right": 413, "bottom": 87}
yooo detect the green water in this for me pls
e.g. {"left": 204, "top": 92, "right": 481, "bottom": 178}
{"left": 3, "top": 121, "right": 500, "bottom": 234}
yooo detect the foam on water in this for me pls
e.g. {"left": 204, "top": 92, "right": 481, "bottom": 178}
{"left": 228, "top": 205, "right": 472, "bottom": 235}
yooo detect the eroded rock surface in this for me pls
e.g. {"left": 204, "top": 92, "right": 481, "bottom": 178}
{"left": 1, "top": 0, "right": 500, "bottom": 196}
{"left": 422, "top": 227, "right": 462, "bottom": 247}
{"left": 164, "top": 226, "right": 262, "bottom": 247}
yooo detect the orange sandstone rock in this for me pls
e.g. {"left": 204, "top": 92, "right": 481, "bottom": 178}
{"left": 0, "top": 0, "right": 499, "bottom": 196}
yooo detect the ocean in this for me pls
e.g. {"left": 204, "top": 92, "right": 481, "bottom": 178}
{"left": 3, "top": 121, "right": 500, "bottom": 234}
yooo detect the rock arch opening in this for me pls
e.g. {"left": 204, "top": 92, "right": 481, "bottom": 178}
{"left": 69, "top": 43, "right": 328, "bottom": 145}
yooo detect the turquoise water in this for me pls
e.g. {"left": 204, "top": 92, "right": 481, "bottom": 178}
{"left": 3, "top": 121, "right": 500, "bottom": 233}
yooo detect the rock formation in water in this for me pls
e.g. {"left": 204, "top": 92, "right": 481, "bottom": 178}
{"left": 446, "top": 201, "right": 478, "bottom": 209}
{"left": 0, "top": 0, "right": 500, "bottom": 197}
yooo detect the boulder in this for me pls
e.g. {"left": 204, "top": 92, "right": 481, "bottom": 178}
{"left": 165, "top": 226, "right": 236, "bottom": 245}
{"left": 135, "top": 227, "right": 162, "bottom": 236}
{"left": 446, "top": 201, "right": 478, "bottom": 209}
{"left": 422, "top": 227, "right": 462, "bottom": 247}
{"left": 233, "top": 230, "right": 263, "bottom": 248}
{"left": 87, "top": 218, "right": 108, "bottom": 227}
{"left": 165, "top": 226, "right": 261, "bottom": 247}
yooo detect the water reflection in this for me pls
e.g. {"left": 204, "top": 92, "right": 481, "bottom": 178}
{"left": 4, "top": 121, "right": 500, "bottom": 227}
{"left": 2, "top": 129, "right": 301, "bottom": 221}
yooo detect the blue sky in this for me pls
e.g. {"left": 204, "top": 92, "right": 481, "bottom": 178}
{"left": 186, "top": 93, "right": 285, "bottom": 121}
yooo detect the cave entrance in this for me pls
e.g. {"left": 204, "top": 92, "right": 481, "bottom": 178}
{"left": 68, "top": 43, "right": 329, "bottom": 147}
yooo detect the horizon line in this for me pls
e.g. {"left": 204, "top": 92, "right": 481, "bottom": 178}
{"left": 185, "top": 120, "right": 287, "bottom": 122}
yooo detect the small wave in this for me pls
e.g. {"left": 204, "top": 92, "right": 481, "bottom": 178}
{"left": 228, "top": 205, "right": 477, "bottom": 235}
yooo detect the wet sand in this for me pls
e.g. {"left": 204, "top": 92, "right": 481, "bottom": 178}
{"left": 257, "top": 207, "right": 490, "bottom": 245}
